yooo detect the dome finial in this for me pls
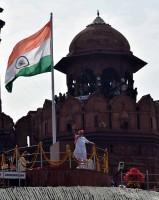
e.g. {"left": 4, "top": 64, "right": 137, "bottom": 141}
{"left": 91, "top": 10, "right": 105, "bottom": 25}
{"left": 97, "top": 10, "right": 100, "bottom": 17}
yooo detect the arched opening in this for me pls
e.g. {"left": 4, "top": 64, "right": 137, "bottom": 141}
{"left": 69, "top": 69, "right": 96, "bottom": 96}
{"left": 67, "top": 74, "right": 76, "bottom": 96}
{"left": 66, "top": 123, "right": 72, "bottom": 132}
{"left": 101, "top": 68, "right": 119, "bottom": 97}
{"left": 120, "top": 111, "right": 129, "bottom": 129}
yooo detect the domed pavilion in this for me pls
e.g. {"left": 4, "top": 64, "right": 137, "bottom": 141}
{"left": 55, "top": 13, "right": 146, "bottom": 100}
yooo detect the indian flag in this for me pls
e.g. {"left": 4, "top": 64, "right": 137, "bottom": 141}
{"left": 5, "top": 21, "right": 52, "bottom": 92}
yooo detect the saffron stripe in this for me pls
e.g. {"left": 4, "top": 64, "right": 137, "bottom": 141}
{"left": 8, "top": 21, "right": 51, "bottom": 67}
{"left": 5, "top": 37, "right": 50, "bottom": 85}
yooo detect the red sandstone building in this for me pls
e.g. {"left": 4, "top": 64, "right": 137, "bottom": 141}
{"left": 15, "top": 14, "right": 159, "bottom": 177}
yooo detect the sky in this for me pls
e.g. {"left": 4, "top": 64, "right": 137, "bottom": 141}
{"left": 0, "top": 0, "right": 159, "bottom": 122}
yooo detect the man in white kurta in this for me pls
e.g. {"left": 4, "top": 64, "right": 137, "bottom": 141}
{"left": 73, "top": 130, "right": 94, "bottom": 161}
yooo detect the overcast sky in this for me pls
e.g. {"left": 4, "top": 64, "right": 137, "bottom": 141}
{"left": 0, "top": 0, "right": 159, "bottom": 122}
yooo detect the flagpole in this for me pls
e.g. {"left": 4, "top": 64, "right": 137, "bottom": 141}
{"left": 50, "top": 12, "right": 56, "bottom": 144}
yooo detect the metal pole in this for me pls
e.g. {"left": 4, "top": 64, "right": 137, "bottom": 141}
{"left": 19, "top": 176, "right": 21, "bottom": 187}
{"left": 69, "top": 156, "right": 72, "bottom": 169}
{"left": 15, "top": 146, "right": 21, "bottom": 186}
{"left": 50, "top": 12, "right": 56, "bottom": 144}
{"left": 121, "top": 170, "right": 123, "bottom": 185}
{"left": 93, "top": 155, "right": 96, "bottom": 170}
{"left": 146, "top": 170, "right": 149, "bottom": 190}
{"left": 15, "top": 145, "right": 18, "bottom": 172}
{"left": 40, "top": 142, "right": 43, "bottom": 168}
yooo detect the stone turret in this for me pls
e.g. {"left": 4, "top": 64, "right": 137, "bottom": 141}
{"left": 55, "top": 13, "right": 146, "bottom": 100}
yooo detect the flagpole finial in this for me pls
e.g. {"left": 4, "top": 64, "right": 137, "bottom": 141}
{"left": 97, "top": 10, "right": 100, "bottom": 17}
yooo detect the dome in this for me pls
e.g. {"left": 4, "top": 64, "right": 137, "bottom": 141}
{"left": 68, "top": 15, "right": 131, "bottom": 56}
{"left": 55, "top": 13, "right": 146, "bottom": 74}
